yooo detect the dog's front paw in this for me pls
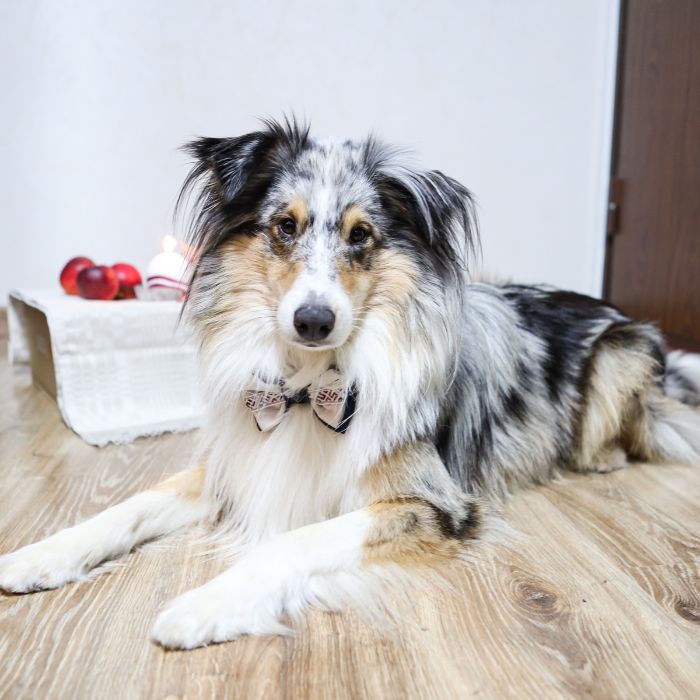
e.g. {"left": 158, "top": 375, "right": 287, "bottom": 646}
{"left": 151, "top": 592, "right": 222, "bottom": 649}
{"left": 151, "top": 578, "right": 289, "bottom": 649}
{"left": 0, "top": 540, "right": 86, "bottom": 593}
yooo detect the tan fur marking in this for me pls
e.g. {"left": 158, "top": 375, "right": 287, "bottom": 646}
{"left": 361, "top": 442, "right": 478, "bottom": 567}
{"left": 223, "top": 235, "right": 270, "bottom": 279}
{"left": 334, "top": 205, "right": 375, "bottom": 297}
{"left": 215, "top": 236, "right": 271, "bottom": 302}
{"left": 345, "top": 248, "right": 420, "bottom": 363}
{"left": 363, "top": 499, "right": 459, "bottom": 566}
{"left": 285, "top": 197, "right": 309, "bottom": 229}
{"left": 219, "top": 232, "right": 304, "bottom": 298}
{"left": 338, "top": 247, "right": 419, "bottom": 330}
{"left": 151, "top": 464, "right": 205, "bottom": 502}
{"left": 198, "top": 236, "right": 274, "bottom": 357}
{"left": 268, "top": 257, "right": 304, "bottom": 295}
{"left": 340, "top": 205, "right": 370, "bottom": 240}
{"left": 371, "top": 248, "right": 419, "bottom": 308}
{"left": 337, "top": 262, "right": 370, "bottom": 296}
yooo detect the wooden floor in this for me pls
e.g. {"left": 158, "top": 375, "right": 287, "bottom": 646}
{"left": 1, "top": 319, "right": 699, "bottom": 699}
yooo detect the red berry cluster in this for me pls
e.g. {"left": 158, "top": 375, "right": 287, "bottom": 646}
{"left": 60, "top": 257, "right": 142, "bottom": 300}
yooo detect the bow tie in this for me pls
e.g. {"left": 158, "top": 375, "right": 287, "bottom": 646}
{"left": 243, "top": 368, "right": 357, "bottom": 433}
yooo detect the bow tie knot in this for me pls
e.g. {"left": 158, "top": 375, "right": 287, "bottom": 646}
{"left": 243, "top": 368, "right": 357, "bottom": 433}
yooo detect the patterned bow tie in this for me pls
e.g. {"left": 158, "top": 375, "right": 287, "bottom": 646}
{"left": 243, "top": 368, "right": 358, "bottom": 433}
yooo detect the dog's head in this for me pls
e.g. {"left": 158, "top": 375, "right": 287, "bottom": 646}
{"left": 181, "top": 119, "right": 477, "bottom": 360}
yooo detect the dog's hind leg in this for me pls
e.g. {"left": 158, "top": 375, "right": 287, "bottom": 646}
{"left": 576, "top": 322, "right": 700, "bottom": 471}
{"left": 0, "top": 466, "right": 207, "bottom": 593}
{"left": 574, "top": 322, "right": 662, "bottom": 473}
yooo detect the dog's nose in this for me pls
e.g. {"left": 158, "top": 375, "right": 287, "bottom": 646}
{"left": 294, "top": 305, "right": 336, "bottom": 342}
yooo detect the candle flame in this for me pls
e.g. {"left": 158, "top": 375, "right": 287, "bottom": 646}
{"left": 162, "top": 234, "right": 177, "bottom": 253}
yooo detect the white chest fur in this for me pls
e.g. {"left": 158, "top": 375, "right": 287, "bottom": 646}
{"left": 203, "top": 401, "right": 367, "bottom": 543}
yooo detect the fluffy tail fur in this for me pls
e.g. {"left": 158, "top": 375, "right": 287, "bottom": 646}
{"left": 664, "top": 350, "right": 700, "bottom": 406}
{"left": 635, "top": 350, "right": 700, "bottom": 464}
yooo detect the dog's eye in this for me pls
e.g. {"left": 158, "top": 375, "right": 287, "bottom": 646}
{"left": 349, "top": 226, "right": 370, "bottom": 245}
{"left": 278, "top": 217, "right": 297, "bottom": 237}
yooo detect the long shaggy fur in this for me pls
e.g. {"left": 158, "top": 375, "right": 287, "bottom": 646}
{"left": 182, "top": 120, "right": 700, "bottom": 517}
{"left": 2, "top": 118, "right": 698, "bottom": 650}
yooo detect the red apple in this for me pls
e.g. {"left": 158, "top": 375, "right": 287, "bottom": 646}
{"left": 60, "top": 256, "right": 95, "bottom": 295}
{"left": 111, "top": 262, "right": 142, "bottom": 299}
{"left": 77, "top": 265, "right": 120, "bottom": 300}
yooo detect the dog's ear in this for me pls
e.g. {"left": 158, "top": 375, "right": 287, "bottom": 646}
{"left": 184, "top": 118, "right": 309, "bottom": 204}
{"left": 373, "top": 162, "right": 479, "bottom": 277}
{"left": 185, "top": 133, "right": 275, "bottom": 204}
{"left": 177, "top": 118, "right": 310, "bottom": 255}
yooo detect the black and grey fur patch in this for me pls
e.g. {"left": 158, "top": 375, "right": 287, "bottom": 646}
{"left": 428, "top": 500, "right": 481, "bottom": 541}
{"left": 434, "top": 283, "right": 677, "bottom": 496}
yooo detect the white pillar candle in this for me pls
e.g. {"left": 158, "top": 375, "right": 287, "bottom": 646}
{"left": 147, "top": 235, "right": 189, "bottom": 293}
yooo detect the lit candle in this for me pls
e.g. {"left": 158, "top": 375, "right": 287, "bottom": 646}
{"left": 146, "top": 235, "right": 189, "bottom": 295}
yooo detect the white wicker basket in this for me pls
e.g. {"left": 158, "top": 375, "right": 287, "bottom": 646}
{"left": 8, "top": 289, "right": 203, "bottom": 446}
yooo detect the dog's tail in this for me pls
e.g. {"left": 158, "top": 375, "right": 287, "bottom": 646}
{"left": 632, "top": 350, "right": 700, "bottom": 464}
{"left": 664, "top": 350, "right": 700, "bottom": 406}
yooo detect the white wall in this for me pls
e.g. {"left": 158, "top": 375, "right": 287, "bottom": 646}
{"left": 0, "top": 0, "right": 619, "bottom": 302}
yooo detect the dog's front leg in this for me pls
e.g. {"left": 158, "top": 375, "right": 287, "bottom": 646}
{"left": 0, "top": 466, "right": 207, "bottom": 593}
{"left": 152, "top": 488, "right": 480, "bottom": 649}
